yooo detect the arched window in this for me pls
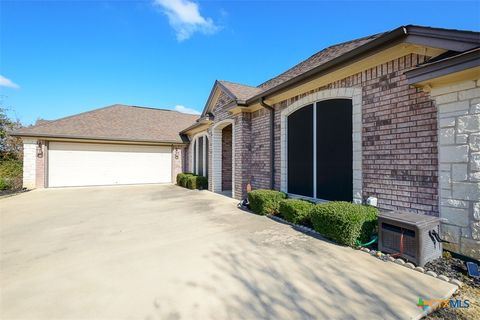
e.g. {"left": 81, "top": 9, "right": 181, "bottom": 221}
{"left": 287, "top": 99, "right": 352, "bottom": 201}
{"left": 192, "top": 134, "right": 209, "bottom": 177}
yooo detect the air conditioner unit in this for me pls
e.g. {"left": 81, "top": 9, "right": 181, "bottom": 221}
{"left": 378, "top": 210, "right": 442, "bottom": 266}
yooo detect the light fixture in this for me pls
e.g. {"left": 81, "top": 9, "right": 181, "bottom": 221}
{"left": 36, "top": 140, "right": 44, "bottom": 158}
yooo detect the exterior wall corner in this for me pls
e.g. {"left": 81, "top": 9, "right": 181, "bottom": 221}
{"left": 430, "top": 78, "right": 480, "bottom": 260}
{"left": 22, "top": 138, "right": 37, "bottom": 189}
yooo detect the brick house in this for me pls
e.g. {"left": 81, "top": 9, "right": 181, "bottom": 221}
{"left": 14, "top": 25, "right": 480, "bottom": 258}
{"left": 181, "top": 25, "right": 480, "bottom": 259}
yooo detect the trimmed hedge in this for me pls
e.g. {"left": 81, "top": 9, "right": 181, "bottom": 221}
{"left": 247, "top": 189, "right": 286, "bottom": 215}
{"left": 186, "top": 175, "right": 208, "bottom": 190}
{"left": 279, "top": 199, "right": 314, "bottom": 225}
{"left": 176, "top": 173, "right": 208, "bottom": 190}
{"left": 310, "top": 201, "right": 378, "bottom": 247}
{"left": 177, "top": 173, "right": 194, "bottom": 187}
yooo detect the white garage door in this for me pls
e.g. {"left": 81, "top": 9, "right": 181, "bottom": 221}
{"left": 48, "top": 142, "right": 172, "bottom": 187}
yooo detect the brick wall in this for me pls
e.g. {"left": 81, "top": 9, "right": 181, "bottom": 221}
{"left": 270, "top": 53, "right": 439, "bottom": 216}
{"left": 35, "top": 141, "right": 47, "bottom": 188}
{"left": 251, "top": 108, "right": 272, "bottom": 190}
{"left": 171, "top": 145, "right": 185, "bottom": 183}
{"left": 221, "top": 125, "right": 233, "bottom": 190}
{"left": 233, "top": 112, "right": 251, "bottom": 199}
{"left": 204, "top": 54, "right": 440, "bottom": 211}
{"left": 206, "top": 92, "right": 235, "bottom": 193}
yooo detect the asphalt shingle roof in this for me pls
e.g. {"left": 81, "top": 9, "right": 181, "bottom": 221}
{"left": 13, "top": 104, "right": 199, "bottom": 143}
{"left": 218, "top": 80, "right": 262, "bottom": 101}
{"left": 214, "top": 32, "right": 385, "bottom": 103}
{"left": 257, "top": 33, "right": 385, "bottom": 91}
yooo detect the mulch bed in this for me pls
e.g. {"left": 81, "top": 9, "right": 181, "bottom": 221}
{"left": 0, "top": 188, "right": 28, "bottom": 199}
{"left": 425, "top": 255, "right": 479, "bottom": 319}
{"left": 425, "top": 256, "right": 479, "bottom": 289}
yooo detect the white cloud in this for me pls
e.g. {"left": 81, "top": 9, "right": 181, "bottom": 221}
{"left": 174, "top": 104, "right": 200, "bottom": 114}
{"left": 0, "top": 75, "right": 19, "bottom": 89}
{"left": 153, "top": 0, "right": 220, "bottom": 41}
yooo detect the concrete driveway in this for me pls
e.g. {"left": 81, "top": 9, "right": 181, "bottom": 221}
{"left": 1, "top": 185, "right": 456, "bottom": 319}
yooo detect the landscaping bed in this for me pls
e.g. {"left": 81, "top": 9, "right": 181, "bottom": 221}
{"left": 426, "top": 255, "right": 479, "bottom": 289}
{"left": 246, "top": 189, "right": 378, "bottom": 248}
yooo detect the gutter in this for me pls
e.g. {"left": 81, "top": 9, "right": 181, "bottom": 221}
{"left": 246, "top": 26, "right": 408, "bottom": 104}
{"left": 246, "top": 25, "right": 480, "bottom": 104}
{"left": 8, "top": 132, "right": 188, "bottom": 145}
{"left": 405, "top": 47, "right": 480, "bottom": 85}
{"left": 260, "top": 97, "right": 275, "bottom": 190}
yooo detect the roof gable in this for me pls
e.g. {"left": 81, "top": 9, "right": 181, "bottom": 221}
{"left": 201, "top": 80, "right": 261, "bottom": 117}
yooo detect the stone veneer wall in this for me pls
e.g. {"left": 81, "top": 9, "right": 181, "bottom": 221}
{"left": 429, "top": 79, "right": 480, "bottom": 259}
{"left": 22, "top": 138, "right": 37, "bottom": 189}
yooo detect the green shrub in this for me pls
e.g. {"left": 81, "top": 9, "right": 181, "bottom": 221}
{"left": 186, "top": 175, "right": 208, "bottom": 190}
{"left": 247, "top": 189, "right": 287, "bottom": 215}
{"left": 0, "top": 160, "right": 22, "bottom": 190}
{"left": 279, "top": 199, "right": 314, "bottom": 225}
{"left": 0, "top": 177, "right": 10, "bottom": 190}
{"left": 176, "top": 172, "right": 194, "bottom": 187}
{"left": 310, "top": 201, "right": 378, "bottom": 247}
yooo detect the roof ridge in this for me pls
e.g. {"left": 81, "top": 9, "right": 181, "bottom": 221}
{"left": 25, "top": 104, "right": 197, "bottom": 132}
{"left": 127, "top": 105, "right": 196, "bottom": 114}
{"left": 24, "top": 104, "right": 120, "bottom": 131}
{"left": 218, "top": 79, "right": 258, "bottom": 88}
{"left": 257, "top": 31, "right": 385, "bottom": 89}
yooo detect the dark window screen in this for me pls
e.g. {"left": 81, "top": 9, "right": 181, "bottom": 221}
{"left": 198, "top": 136, "right": 204, "bottom": 176}
{"left": 288, "top": 104, "right": 314, "bottom": 197}
{"left": 205, "top": 137, "right": 209, "bottom": 177}
{"left": 193, "top": 140, "right": 197, "bottom": 174}
{"left": 316, "top": 99, "right": 352, "bottom": 201}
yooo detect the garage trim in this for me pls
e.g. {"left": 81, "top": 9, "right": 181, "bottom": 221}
{"left": 47, "top": 141, "right": 173, "bottom": 188}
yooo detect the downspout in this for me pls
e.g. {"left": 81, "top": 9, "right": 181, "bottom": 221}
{"left": 260, "top": 97, "right": 275, "bottom": 190}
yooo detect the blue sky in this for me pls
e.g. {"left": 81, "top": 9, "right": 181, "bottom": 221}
{"left": 1, "top": 0, "right": 479, "bottom": 125}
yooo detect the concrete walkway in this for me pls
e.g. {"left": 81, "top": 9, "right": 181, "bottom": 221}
{"left": 0, "top": 185, "right": 456, "bottom": 319}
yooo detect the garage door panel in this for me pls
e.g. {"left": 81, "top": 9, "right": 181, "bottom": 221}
{"left": 48, "top": 142, "right": 172, "bottom": 187}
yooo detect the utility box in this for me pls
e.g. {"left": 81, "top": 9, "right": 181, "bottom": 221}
{"left": 378, "top": 210, "right": 442, "bottom": 266}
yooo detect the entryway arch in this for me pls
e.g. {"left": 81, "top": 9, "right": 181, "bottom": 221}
{"left": 211, "top": 119, "right": 235, "bottom": 197}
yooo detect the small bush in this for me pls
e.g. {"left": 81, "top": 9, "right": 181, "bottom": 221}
{"left": 176, "top": 172, "right": 194, "bottom": 187}
{"left": 186, "top": 175, "right": 208, "bottom": 190}
{"left": 247, "top": 189, "right": 287, "bottom": 215}
{"left": 0, "top": 160, "right": 23, "bottom": 190}
{"left": 176, "top": 173, "right": 208, "bottom": 190}
{"left": 310, "top": 201, "right": 378, "bottom": 247}
{"left": 279, "top": 199, "right": 314, "bottom": 225}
